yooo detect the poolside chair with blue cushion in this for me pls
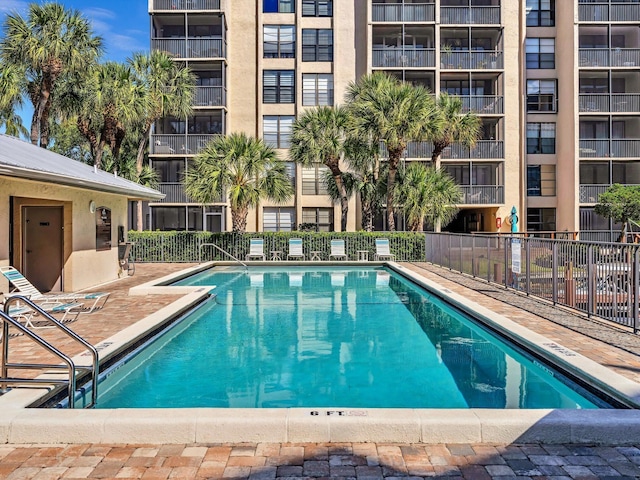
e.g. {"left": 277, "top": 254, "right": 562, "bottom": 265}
{"left": 374, "top": 238, "right": 395, "bottom": 261}
{"left": 287, "top": 238, "right": 305, "bottom": 260}
{"left": 245, "top": 238, "right": 266, "bottom": 261}
{"left": 328, "top": 239, "right": 348, "bottom": 261}
{"left": 0, "top": 266, "right": 109, "bottom": 313}
{"left": 2, "top": 296, "right": 84, "bottom": 328}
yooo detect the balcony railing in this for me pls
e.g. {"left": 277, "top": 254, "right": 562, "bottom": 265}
{"left": 459, "top": 185, "right": 504, "bottom": 205}
{"left": 580, "top": 184, "right": 640, "bottom": 204}
{"left": 440, "top": 6, "right": 500, "bottom": 25}
{"left": 194, "top": 86, "right": 226, "bottom": 107}
{"left": 458, "top": 95, "right": 504, "bottom": 115}
{"left": 156, "top": 183, "right": 188, "bottom": 203}
{"left": 440, "top": 51, "right": 503, "bottom": 70}
{"left": 152, "top": 0, "right": 221, "bottom": 10}
{"left": 151, "top": 38, "right": 225, "bottom": 59}
{"left": 379, "top": 140, "right": 504, "bottom": 160}
{"left": 372, "top": 47, "right": 435, "bottom": 68}
{"left": 579, "top": 48, "right": 640, "bottom": 68}
{"left": 371, "top": 3, "right": 435, "bottom": 22}
{"left": 579, "top": 93, "right": 640, "bottom": 113}
{"left": 150, "top": 134, "right": 219, "bottom": 155}
{"left": 579, "top": 3, "right": 640, "bottom": 22}
{"left": 579, "top": 139, "right": 640, "bottom": 158}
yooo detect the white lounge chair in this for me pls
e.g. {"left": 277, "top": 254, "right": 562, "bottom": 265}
{"left": 245, "top": 238, "right": 266, "bottom": 261}
{"left": 0, "top": 266, "right": 109, "bottom": 313}
{"left": 287, "top": 238, "right": 305, "bottom": 260}
{"left": 374, "top": 238, "right": 395, "bottom": 261}
{"left": 2, "top": 296, "right": 84, "bottom": 328}
{"left": 328, "top": 239, "right": 348, "bottom": 261}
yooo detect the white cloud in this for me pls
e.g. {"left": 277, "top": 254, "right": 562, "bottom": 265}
{"left": 0, "top": 0, "right": 29, "bottom": 14}
{"left": 80, "top": 7, "right": 147, "bottom": 60}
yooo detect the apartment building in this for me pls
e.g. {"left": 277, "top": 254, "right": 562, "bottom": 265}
{"left": 146, "top": 0, "right": 640, "bottom": 240}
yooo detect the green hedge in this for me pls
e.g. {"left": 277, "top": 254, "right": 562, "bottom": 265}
{"left": 128, "top": 231, "right": 426, "bottom": 263}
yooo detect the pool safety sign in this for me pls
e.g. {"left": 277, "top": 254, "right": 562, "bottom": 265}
{"left": 511, "top": 238, "right": 521, "bottom": 274}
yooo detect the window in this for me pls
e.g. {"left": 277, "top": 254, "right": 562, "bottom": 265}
{"left": 302, "top": 0, "right": 332, "bottom": 16}
{"left": 263, "top": 207, "right": 295, "bottom": 231}
{"left": 302, "top": 207, "right": 334, "bottom": 232}
{"left": 525, "top": 38, "right": 555, "bottom": 69}
{"left": 263, "top": 70, "right": 295, "bottom": 103}
{"left": 263, "top": 0, "right": 294, "bottom": 13}
{"left": 302, "top": 29, "right": 333, "bottom": 62}
{"left": 527, "top": 80, "right": 556, "bottom": 112}
{"left": 152, "top": 207, "right": 186, "bottom": 231}
{"left": 527, "top": 123, "right": 556, "bottom": 154}
{"left": 527, "top": 165, "right": 556, "bottom": 196}
{"left": 263, "top": 116, "right": 294, "bottom": 148}
{"left": 263, "top": 25, "right": 295, "bottom": 58}
{"left": 527, "top": 208, "right": 556, "bottom": 232}
{"left": 302, "top": 74, "right": 334, "bottom": 106}
{"left": 284, "top": 161, "right": 296, "bottom": 187}
{"left": 302, "top": 164, "right": 329, "bottom": 195}
{"left": 152, "top": 159, "right": 185, "bottom": 183}
{"left": 526, "top": 0, "right": 554, "bottom": 27}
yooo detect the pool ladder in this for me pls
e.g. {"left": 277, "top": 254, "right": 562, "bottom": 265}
{"left": 0, "top": 296, "right": 99, "bottom": 408}
{"left": 199, "top": 242, "right": 248, "bottom": 272}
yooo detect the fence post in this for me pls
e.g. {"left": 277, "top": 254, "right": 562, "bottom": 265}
{"left": 504, "top": 236, "right": 509, "bottom": 288}
{"left": 551, "top": 241, "right": 558, "bottom": 305}
{"left": 525, "top": 238, "right": 530, "bottom": 295}
{"left": 635, "top": 248, "right": 639, "bottom": 334}
{"left": 587, "top": 245, "right": 595, "bottom": 317}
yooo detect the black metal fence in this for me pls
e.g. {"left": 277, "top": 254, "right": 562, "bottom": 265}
{"left": 425, "top": 233, "right": 640, "bottom": 333}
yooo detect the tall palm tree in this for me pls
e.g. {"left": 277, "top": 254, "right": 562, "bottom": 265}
{"left": 0, "top": 2, "right": 102, "bottom": 147}
{"left": 346, "top": 72, "right": 440, "bottom": 231}
{"left": 396, "top": 163, "right": 461, "bottom": 231}
{"left": 130, "top": 51, "right": 195, "bottom": 231}
{"left": 428, "top": 93, "right": 482, "bottom": 165}
{"left": 75, "top": 62, "right": 146, "bottom": 169}
{"left": 184, "top": 133, "right": 294, "bottom": 232}
{"left": 290, "top": 106, "right": 352, "bottom": 231}
{"left": 0, "top": 63, "right": 27, "bottom": 137}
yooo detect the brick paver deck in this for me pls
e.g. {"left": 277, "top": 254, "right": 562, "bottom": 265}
{"left": 1, "top": 262, "right": 639, "bottom": 479}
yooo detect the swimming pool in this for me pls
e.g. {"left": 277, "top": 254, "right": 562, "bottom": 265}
{"left": 93, "top": 266, "right": 607, "bottom": 409}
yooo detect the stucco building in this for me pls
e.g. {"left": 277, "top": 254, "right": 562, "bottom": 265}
{"left": 146, "top": 0, "right": 640, "bottom": 240}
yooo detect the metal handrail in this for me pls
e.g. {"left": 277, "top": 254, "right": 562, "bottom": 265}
{"left": 1, "top": 296, "right": 99, "bottom": 408}
{"left": 199, "top": 242, "right": 248, "bottom": 271}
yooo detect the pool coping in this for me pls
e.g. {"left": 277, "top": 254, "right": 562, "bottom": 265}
{"left": 1, "top": 261, "right": 640, "bottom": 445}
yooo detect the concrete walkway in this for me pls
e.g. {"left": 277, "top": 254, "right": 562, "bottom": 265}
{"left": 1, "top": 262, "right": 640, "bottom": 479}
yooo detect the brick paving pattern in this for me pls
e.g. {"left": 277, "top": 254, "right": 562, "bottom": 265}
{"left": 1, "top": 262, "right": 640, "bottom": 478}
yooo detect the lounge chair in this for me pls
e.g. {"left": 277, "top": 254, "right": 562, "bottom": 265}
{"left": 328, "top": 239, "right": 348, "bottom": 261}
{"left": 0, "top": 266, "right": 109, "bottom": 313}
{"left": 374, "top": 238, "right": 396, "bottom": 261}
{"left": 2, "top": 296, "right": 84, "bottom": 328}
{"left": 287, "top": 238, "right": 305, "bottom": 260}
{"left": 245, "top": 238, "right": 266, "bottom": 261}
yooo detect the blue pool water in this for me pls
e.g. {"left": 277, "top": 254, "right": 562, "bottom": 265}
{"left": 95, "top": 267, "right": 607, "bottom": 409}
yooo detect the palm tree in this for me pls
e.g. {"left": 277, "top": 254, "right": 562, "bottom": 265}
{"left": 0, "top": 2, "right": 102, "bottom": 147}
{"left": 428, "top": 93, "right": 482, "bottom": 165}
{"left": 184, "top": 133, "right": 294, "bottom": 232}
{"left": 0, "top": 63, "right": 27, "bottom": 137}
{"left": 290, "top": 106, "right": 352, "bottom": 231}
{"left": 75, "top": 62, "right": 146, "bottom": 169}
{"left": 129, "top": 51, "right": 195, "bottom": 231}
{"left": 346, "top": 72, "right": 440, "bottom": 231}
{"left": 396, "top": 163, "right": 461, "bottom": 231}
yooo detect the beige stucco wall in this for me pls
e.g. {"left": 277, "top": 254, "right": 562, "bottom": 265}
{"left": 0, "top": 176, "right": 129, "bottom": 293}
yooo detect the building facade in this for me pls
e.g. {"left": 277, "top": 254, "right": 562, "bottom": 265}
{"left": 147, "top": 0, "right": 640, "bottom": 240}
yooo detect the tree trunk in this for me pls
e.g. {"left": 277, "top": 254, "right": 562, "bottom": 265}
{"left": 136, "top": 123, "right": 152, "bottom": 173}
{"left": 36, "top": 74, "right": 55, "bottom": 148}
{"left": 94, "top": 135, "right": 108, "bottom": 170}
{"left": 39, "top": 97, "right": 53, "bottom": 148}
{"left": 386, "top": 147, "right": 404, "bottom": 232}
{"left": 30, "top": 99, "right": 44, "bottom": 146}
{"left": 136, "top": 200, "right": 144, "bottom": 231}
{"left": 326, "top": 159, "right": 348, "bottom": 231}
{"left": 362, "top": 201, "right": 374, "bottom": 232}
{"left": 77, "top": 117, "right": 100, "bottom": 160}
{"left": 232, "top": 204, "right": 249, "bottom": 233}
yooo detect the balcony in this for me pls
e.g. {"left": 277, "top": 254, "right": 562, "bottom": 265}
{"left": 371, "top": 3, "right": 435, "bottom": 22}
{"left": 440, "top": 51, "right": 503, "bottom": 70}
{"left": 579, "top": 2, "right": 640, "bottom": 23}
{"left": 458, "top": 95, "right": 504, "bottom": 115}
{"left": 151, "top": 0, "right": 221, "bottom": 11}
{"left": 151, "top": 38, "right": 225, "bottom": 59}
{"left": 379, "top": 140, "right": 504, "bottom": 160}
{"left": 440, "top": 6, "right": 500, "bottom": 25}
{"left": 579, "top": 93, "right": 640, "bottom": 113}
{"left": 459, "top": 185, "right": 504, "bottom": 205}
{"left": 579, "top": 48, "right": 640, "bottom": 68}
{"left": 373, "top": 47, "right": 435, "bottom": 68}
{"left": 194, "top": 86, "right": 226, "bottom": 107}
{"left": 579, "top": 139, "right": 640, "bottom": 158}
{"left": 150, "top": 134, "right": 219, "bottom": 155}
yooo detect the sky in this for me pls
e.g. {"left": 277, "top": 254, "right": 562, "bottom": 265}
{"left": 0, "top": 0, "right": 150, "bottom": 130}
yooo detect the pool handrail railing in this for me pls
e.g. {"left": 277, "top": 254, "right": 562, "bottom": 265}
{"left": 199, "top": 242, "right": 248, "bottom": 271}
